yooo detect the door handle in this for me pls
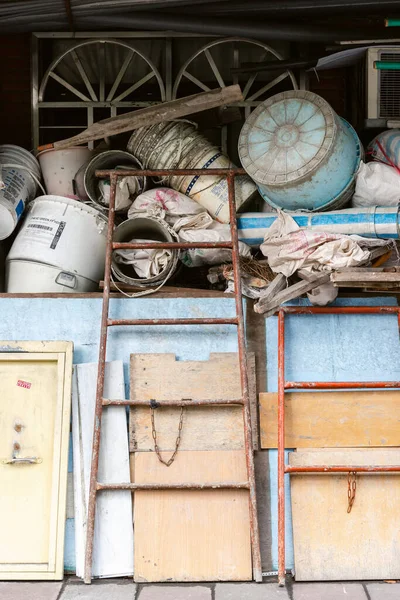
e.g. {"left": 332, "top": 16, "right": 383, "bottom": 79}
{"left": 1, "top": 457, "right": 42, "bottom": 465}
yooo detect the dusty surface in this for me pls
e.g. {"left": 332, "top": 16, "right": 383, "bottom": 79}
{"left": 0, "top": 578, "right": 398, "bottom": 600}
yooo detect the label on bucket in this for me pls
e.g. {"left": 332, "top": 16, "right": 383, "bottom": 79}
{"left": 185, "top": 152, "right": 223, "bottom": 195}
{"left": 1, "top": 168, "right": 26, "bottom": 208}
{"left": 24, "top": 216, "right": 66, "bottom": 249}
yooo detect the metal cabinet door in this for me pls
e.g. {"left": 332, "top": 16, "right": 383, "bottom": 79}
{"left": 0, "top": 341, "right": 73, "bottom": 580}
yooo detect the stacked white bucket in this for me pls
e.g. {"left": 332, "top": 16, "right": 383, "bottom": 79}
{"left": 0, "top": 145, "right": 41, "bottom": 240}
{"left": 128, "top": 121, "right": 257, "bottom": 223}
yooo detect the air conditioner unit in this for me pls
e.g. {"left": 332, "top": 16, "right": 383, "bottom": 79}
{"left": 366, "top": 46, "right": 400, "bottom": 127}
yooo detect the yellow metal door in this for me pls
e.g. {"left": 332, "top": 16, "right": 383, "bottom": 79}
{"left": 0, "top": 342, "right": 73, "bottom": 580}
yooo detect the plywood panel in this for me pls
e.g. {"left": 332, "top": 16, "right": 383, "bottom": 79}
{"left": 290, "top": 448, "right": 400, "bottom": 581}
{"left": 133, "top": 450, "right": 252, "bottom": 582}
{"left": 260, "top": 391, "right": 400, "bottom": 448}
{"left": 130, "top": 353, "right": 256, "bottom": 451}
{"left": 72, "top": 361, "right": 133, "bottom": 579}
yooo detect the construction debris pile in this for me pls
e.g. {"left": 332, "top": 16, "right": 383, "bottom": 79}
{"left": 0, "top": 86, "right": 399, "bottom": 306}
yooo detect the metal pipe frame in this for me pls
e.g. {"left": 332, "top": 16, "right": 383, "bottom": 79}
{"left": 84, "top": 167, "right": 262, "bottom": 584}
{"left": 277, "top": 305, "right": 400, "bottom": 587}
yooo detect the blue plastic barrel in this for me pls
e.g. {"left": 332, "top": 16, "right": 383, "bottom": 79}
{"left": 238, "top": 91, "right": 362, "bottom": 212}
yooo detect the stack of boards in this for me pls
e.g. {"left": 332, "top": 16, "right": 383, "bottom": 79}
{"left": 259, "top": 390, "right": 400, "bottom": 581}
{"left": 72, "top": 353, "right": 256, "bottom": 582}
{"left": 130, "top": 353, "right": 254, "bottom": 583}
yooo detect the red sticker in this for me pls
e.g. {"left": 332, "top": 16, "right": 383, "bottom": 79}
{"left": 17, "top": 380, "right": 31, "bottom": 389}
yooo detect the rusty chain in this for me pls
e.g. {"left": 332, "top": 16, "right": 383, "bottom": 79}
{"left": 347, "top": 471, "right": 357, "bottom": 513}
{"left": 151, "top": 405, "right": 185, "bottom": 467}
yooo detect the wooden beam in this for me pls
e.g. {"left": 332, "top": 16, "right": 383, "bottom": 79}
{"left": 254, "top": 273, "right": 330, "bottom": 316}
{"left": 38, "top": 85, "right": 244, "bottom": 151}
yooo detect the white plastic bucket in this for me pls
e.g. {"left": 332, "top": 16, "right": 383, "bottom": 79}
{"left": 84, "top": 150, "right": 148, "bottom": 211}
{"left": 37, "top": 147, "right": 92, "bottom": 198}
{"left": 0, "top": 145, "right": 41, "bottom": 240}
{"left": 173, "top": 148, "right": 258, "bottom": 223}
{"left": 6, "top": 195, "right": 108, "bottom": 293}
{"left": 128, "top": 122, "right": 257, "bottom": 223}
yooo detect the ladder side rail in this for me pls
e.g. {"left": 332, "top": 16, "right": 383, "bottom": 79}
{"left": 84, "top": 172, "right": 118, "bottom": 584}
{"left": 227, "top": 173, "right": 262, "bottom": 583}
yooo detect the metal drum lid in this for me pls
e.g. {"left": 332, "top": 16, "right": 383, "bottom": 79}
{"left": 238, "top": 90, "right": 337, "bottom": 186}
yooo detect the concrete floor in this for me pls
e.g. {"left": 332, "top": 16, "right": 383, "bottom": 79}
{"left": 0, "top": 578, "right": 399, "bottom": 600}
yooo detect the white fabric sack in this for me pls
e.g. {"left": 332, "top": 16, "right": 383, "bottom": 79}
{"left": 352, "top": 161, "right": 400, "bottom": 207}
{"left": 178, "top": 224, "right": 251, "bottom": 267}
{"left": 114, "top": 239, "right": 171, "bottom": 279}
{"left": 307, "top": 282, "right": 338, "bottom": 306}
{"left": 260, "top": 211, "right": 370, "bottom": 276}
{"left": 173, "top": 212, "right": 214, "bottom": 232}
{"left": 98, "top": 174, "right": 140, "bottom": 211}
{"left": 128, "top": 188, "right": 204, "bottom": 224}
{"left": 368, "top": 130, "right": 400, "bottom": 168}
{"left": 129, "top": 187, "right": 252, "bottom": 267}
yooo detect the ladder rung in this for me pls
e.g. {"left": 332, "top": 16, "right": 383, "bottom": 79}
{"left": 285, "top": 381, "right": 400, "bottom": 390}
{"left": 112, "top": 241, "right": 233, "bottom": 250}
{"left": 107, "top": 317, "right": 239, "bottom": 327}
{"left": 102, "top": 398, "right": 245, "bottom": 406}
{"left": 97, "top": 481, "right": 250, "bottom": 491}
{"left": 286, "top": 465, "right": 400, "bottom": 473}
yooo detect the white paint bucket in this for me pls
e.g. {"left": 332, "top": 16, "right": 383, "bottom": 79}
{"left": 0, "top": 145, "right": 41, "bottom": 240}
{"left": 6, "top": 195, "right": 108, "bottom": 293}
{"left": 37, "top": 147, "right": 92, "bottom": 198}
{"left": 128, "top": 122, "right": 257, "bottom": 223}
{"left": 84, "top": 150, "right": 148, "bottom": 211}
{"left": 111, "top": 216, "right": 179, "bottom": 288}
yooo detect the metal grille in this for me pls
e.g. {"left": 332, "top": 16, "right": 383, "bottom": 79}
{"left": 379, "top": 52, "right": 400, "bottom": 118}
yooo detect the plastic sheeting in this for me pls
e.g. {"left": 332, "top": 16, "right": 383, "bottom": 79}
{"left": 238, "top": 206, "right": 400, "bottom": 247}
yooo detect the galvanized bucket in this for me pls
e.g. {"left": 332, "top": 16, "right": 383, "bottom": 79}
{"left": 111, "top": 215, "right": 180, "bottom": 288}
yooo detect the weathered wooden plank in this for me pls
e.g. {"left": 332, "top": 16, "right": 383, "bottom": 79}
{"left": 247, "top": 352, "right": 259, "bottom": 451}
{"left": 133, "top": 450, "right": 252, "bottom": 582}
{"left": 290, "top": 448, "right": 400, "bottom": 581}
{"left": 253, "top": 274, "right": 287, "bottom": 313}
{"left": 129, "top": 353, "right": 257, "bottom": 452}
{"left": 254, "top": 274, "right": 330, "bottom": 316}
{"left": 72, "top": 361, "right": 133, "bottom": 579}
{"left": 260, "top": 391, "right": 400, "bottom": 448}
{"left": 41, "top": 86, "right": 243, "bottom": 150}
{"left": 331, "top": 269, "right": 400, "bottom": 287}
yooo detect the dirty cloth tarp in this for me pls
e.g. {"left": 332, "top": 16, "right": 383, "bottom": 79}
{"left": 114, "top": 239, "right": 172, "bottom": 279}
{"left": 127, "top": 187, "right": 251, "bottom": 267}
{"left": 98, "top": 171, "right": 141, "bottom": 211}
{"left": 260, "top": 210, "right": 390, "bottom": 277}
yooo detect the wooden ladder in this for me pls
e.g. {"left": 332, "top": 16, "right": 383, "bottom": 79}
{"left": 83, "top": 167, "right": 262, "bottom": 584}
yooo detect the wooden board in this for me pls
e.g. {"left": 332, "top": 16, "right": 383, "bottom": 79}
{"left": 130, "top": 353, "right": 257, "bottom": 452}
{"left": 72, "top": 361, "right": 133, "bottom": 579}
{"left": 260, "top": 390, "right": 400, "bottom": 448}
{"left": 290, "top": 448, "right": 400, "bottom": 581}
{"left": 0, "top": 341, "right": 72, "bottom": 580}
{"left": 133, "top": 450, "right": 252, "bottom": 582}
{"left": 44, "top": 85, "right": 243, "bottom": 150}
